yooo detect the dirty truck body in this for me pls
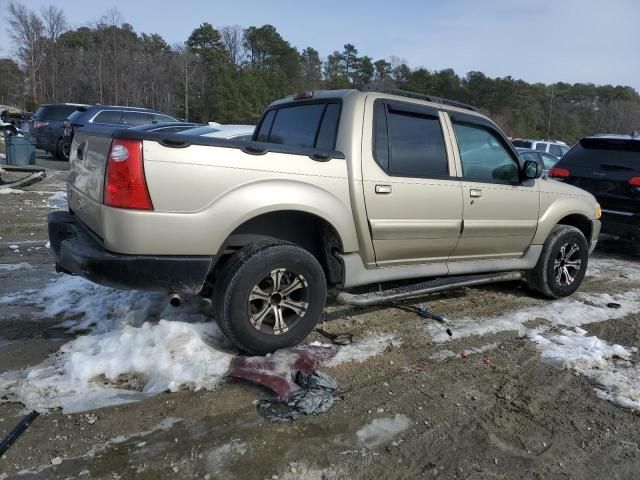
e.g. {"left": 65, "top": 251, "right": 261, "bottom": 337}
{"left": 49, "top": 89, "right": 601, "bottom": 354}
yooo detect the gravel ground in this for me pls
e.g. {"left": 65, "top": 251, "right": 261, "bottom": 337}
{"left": 1, "top": 162, "right": 639, "bottom": 479}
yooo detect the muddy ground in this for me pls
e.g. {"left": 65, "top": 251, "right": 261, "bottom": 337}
{"left": 1, "top": 159, "right": 640, "bottom": 479}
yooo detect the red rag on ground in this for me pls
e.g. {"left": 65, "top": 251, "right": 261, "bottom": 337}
{"left": 227, "top": 346, "right": 337, "bottom": 401}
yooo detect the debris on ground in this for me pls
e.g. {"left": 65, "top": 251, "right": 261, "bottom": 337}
{"left": 227, "top": 346, "right": 339, "bottom": 422}
{"left": 356, "top": 414, "right": 412, "bottom": 448}
{"left": 0, "top": 410, "right": 39, "bottom": 456}
{"left": 607, "top": 302, "right": 622, "bottom": 309}
{"left": 315, "top": 327, "right": 353, "bottom": 345}
{"left": 391, "top": 303, "right": 453, "bottom": 337}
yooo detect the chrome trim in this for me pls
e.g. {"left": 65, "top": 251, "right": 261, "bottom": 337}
{"left": 601, "top": 209, "right": 634, "bottom": 217}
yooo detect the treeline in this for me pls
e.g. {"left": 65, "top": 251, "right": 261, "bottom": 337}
{"left": 2, "top": 2, "right": 639, "bottom": 142}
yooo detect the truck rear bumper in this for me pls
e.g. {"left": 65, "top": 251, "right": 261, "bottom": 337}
{"left": 48, "top": 211, "right": 214, "bottom": 293}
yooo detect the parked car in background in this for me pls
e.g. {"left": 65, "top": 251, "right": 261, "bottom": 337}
{"left": 511, "top": 138, "right": 569, "bottom": 158}
{"left": 549, "top": 133, "right": 640, "bottom": 241}
{"left": 31, "top": 103, "right": 88, "bottom": 159}
{"left": 516, "top": 147, "right": 560, "bottom": 174}
{"left": 62, "top": 105, "right": 180, "bottom": 160}
{"left": 178, "top": 124, "right": 255, "bottom": 140}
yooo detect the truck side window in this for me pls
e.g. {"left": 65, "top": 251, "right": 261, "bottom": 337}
{"left": 315, "top": 103, "right": 340, "bottom": 150}
{"left": 268, "top": 104, "right": 325, "bottom": 147}
{"left": 453, "top": 122, "right": 519, "bottom": 183}
{"left": 93, "top": 110, "right": 122, "bottom": 125}
{"left": 256, "top": 109, "right": 276, "bottom": 142}
{"left": 374, "top": 104, "right": 448, "bottom": 178}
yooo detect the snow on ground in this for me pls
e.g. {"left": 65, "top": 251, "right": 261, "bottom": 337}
{"left": 324, "top": 333, "right": 399, "bottom": 367}
{"left": 0, "top": 262, "right": 33, "bottom": 271}
{"left": 587, "top": 257, "right": 640, "bottom": 281}
{"left": 0, "top": 274, "right": 236, "bottom": 413}
{"left": 47, "top": 190, "right": 67, "bottom": 209}
{"left": 356, "top": 414, "right": 412, "bottom": 448}
{"left": 424, "top": 289, "right": 640, "bottom": 412}
{"left": 0, "top": 187, "right": 24, "bottom": 194}
{"left": 425, "top": 290, "right": 640, "bottom": 343}
{"left": 528, "top": 328, "right": 640, "bottom": 411}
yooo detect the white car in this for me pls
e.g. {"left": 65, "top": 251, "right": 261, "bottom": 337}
{"left": 511, "top": 138, "right": 569, "bottom": 158}
{"left": 179, "top": 123, "right": 255, "bottom": 140}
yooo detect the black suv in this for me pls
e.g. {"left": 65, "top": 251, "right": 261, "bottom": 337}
{"left": 63, "top": 105, "right": 179, "bottom": 159}
{"left": 31, "top": 103, "right": 89, "bottom": 159}
{"left": 550, "top": 134, "right": 640, "bottom": 241}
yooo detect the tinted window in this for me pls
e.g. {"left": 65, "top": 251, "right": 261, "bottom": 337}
{"left": 560, "top": 139, "right": 640, "bottom": 170}
{"left": 122, "top": 111, "right": 150, "bottom": 126}
{"left": 535, "top": 142, "right": 547, "bottom": 151}
{"left": 549, "top": 144, "right": 563, "bottom": 157}
{"left": 152, "top": 114, "right": 175, "bottom": 123}
{"left": 453, "top": 122, "right": 518, "bottom": 182}
{"left": 512, "top": 139, "right": 532, "bottom": 148}
{"left": 42, "top": 105, "right": 80, "bottom": 121}
{"left": 93, "top": 110, "right": 122, "bottom": 124}
{"left": 373, "top": 102, "right": 389, "bottom": 171}
{"left": 257, "top": 102, "right": 341, "bottom": 150}
{"left": 67, "top": 110, "right": 85, "bottom": 124}
{"left": 256, "top": 109, "right": 276, "bottom": 142}
{"left": 269, "top": 104, "right": 325, "bottom": 147}
{"left": 34, "top": 106, "right": 47, "bottom": 118}
{"left": 315, "top": 103, "right": 340, "bottom": 150}
{"left": 385, "top": 107, "right": 448, "bottom": 177}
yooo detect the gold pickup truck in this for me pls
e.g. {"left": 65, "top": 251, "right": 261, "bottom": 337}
{"left": 48, "top": 89, "right": 601, "bottom": 354}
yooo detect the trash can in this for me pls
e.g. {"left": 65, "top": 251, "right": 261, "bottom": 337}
{"left": 5, "top": 134, "right": 36, "bottom": 166}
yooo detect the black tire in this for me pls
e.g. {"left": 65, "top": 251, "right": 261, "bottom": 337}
{"left": 526, "top": 225, "right": 589, "bottom": 298}
{"left": 56, "top": 138, "right": 69, "bottom": 161}
{"left": 213, "top": 240, "right": 327, "bottom": 355}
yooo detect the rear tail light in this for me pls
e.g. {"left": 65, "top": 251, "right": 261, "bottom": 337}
{"left": 104, "top": 139, "right": 153, "bottom": 210}
{"left": 549, "top": 167, "right": 570, "bottom": 179}
{"left": 33, "top": 120, "right": 49, "bottom": 128}
{"left": 629, "top": 177, "right": 640, "bottom": 186}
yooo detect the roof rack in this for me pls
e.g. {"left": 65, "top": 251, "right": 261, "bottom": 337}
{"left": 360, "top": 84, "right": 480, "bottom": 112}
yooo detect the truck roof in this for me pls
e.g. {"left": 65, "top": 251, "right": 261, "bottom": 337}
{"left": 269, "top": 88, "right": 488, "bottom": 120}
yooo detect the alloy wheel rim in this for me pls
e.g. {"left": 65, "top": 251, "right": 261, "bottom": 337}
{"left": 247, "top": 268, "right": 309, "bottom": 335}
{"left": 553, "top": 242, "right": 582, "bottom": 286}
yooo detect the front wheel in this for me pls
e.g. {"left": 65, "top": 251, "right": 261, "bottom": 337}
{"left": 213, "top": 240, "right": 327, "bottom": 355}
{"left": 526, "top": 225, "right": 589, "bottom": 298}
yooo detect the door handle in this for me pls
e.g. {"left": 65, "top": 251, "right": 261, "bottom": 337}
{"left": 375, "top": 184, "right": 392, "bottom": 194}
{"left": 470, "top": 189, "right": 482, "bottom": 198}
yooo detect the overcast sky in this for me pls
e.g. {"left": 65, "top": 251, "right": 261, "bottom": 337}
{"left": 1, "top": 0, "right": 638, "bottom": 91}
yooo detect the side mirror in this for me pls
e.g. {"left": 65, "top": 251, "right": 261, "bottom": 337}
{"left": 521, "top": 159, "right": 542, "bottom": 180}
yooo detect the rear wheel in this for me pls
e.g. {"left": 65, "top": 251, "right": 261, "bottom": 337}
{"left": 56, "top": 138, "right": 70, "bottom": 161}
{"left": 213, "top": 240, "right": 327, "bottom": 354}
{"left": 526, "top": 225, "right": 589, "bottom": 298}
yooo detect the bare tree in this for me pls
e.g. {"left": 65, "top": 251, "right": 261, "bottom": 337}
{"left": 220, "top": 25, "right": 244, "bottom": 66}
{"left": 40, "top": 5, "right": 67, "bottom": 101}
{"left": 8, "top": 2, "right": 45, "bottom": 106}
{"left": 173, "top": 46, "right": 199, "bottom": 120}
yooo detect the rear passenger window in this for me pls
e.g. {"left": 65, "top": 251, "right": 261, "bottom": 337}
{"left": 535, "top": 143, "right": 547, "bottom": 151}
{"left": 373, "top": 102, "right": 448, "bottom": 178}
{"left": 256, "top": 102, "right": 341, "bottom": 150}
{"left": 152, "top": 114, "right": 175, "bottom": 123}
{"left": 45, "top": 106, "right": 80, "bottom": 121}
{"left": 93, "top": 111, "right": 122, "bottom": 124}
{"left": 122, "top": 112, "right": 150, "bottom": 126}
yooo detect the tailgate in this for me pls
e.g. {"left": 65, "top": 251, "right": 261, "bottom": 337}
{"left": 67, "top": 131, "right": 112, "bottom": 237}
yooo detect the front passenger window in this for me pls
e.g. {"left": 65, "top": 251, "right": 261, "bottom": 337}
{"left": 452, "top": 122, "right": 519, "bottom": 183}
